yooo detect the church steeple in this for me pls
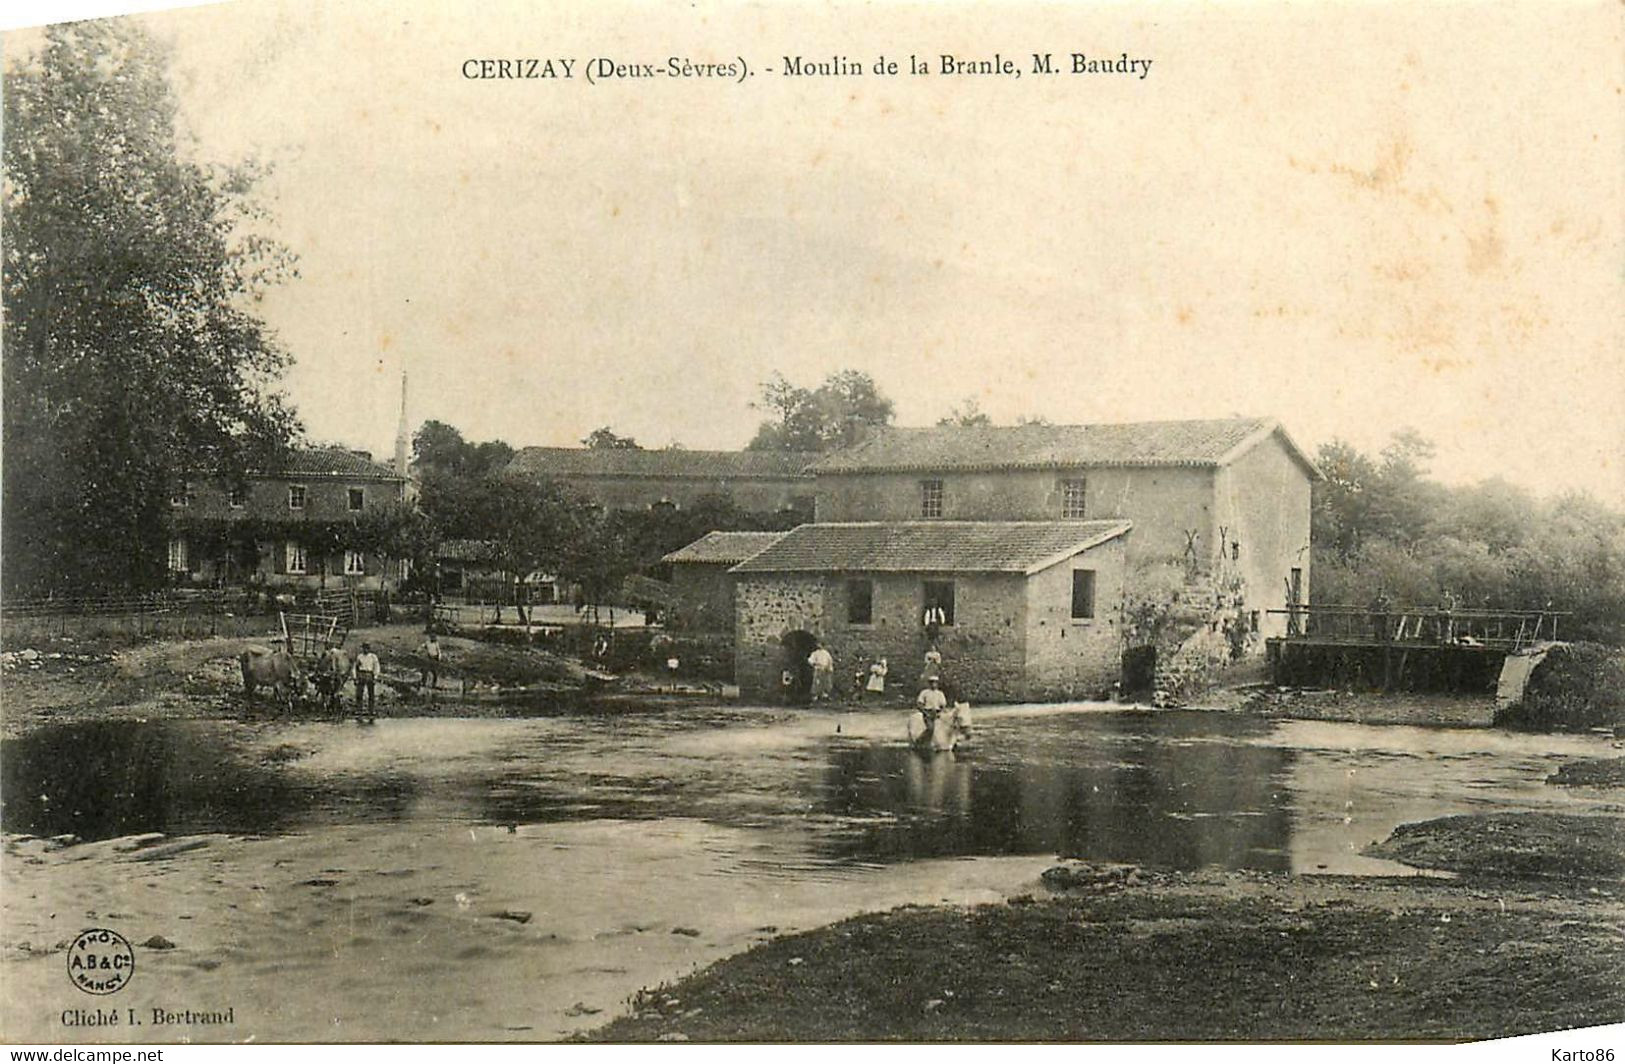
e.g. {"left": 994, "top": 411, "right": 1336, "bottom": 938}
{"left": 394, "top": 371, "right": 410, "bottom": 475}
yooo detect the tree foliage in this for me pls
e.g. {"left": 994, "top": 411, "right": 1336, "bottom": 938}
{"left": 3, "top": 21, "right": 301, "bottom": 593}
{"left": 411, "top": 420, "right": 513, "bottom": 477}
{"left": 1311, "top": 432, "right": 1625, "bottom": 643}
{"left": 747, "top": 370, "right": 895, "bottom": 452}
{"left": 581, "top": 426, "right": 641, "bottom": 450}
{"left": 938, "top": 397, "right": 993, "bottom": 427}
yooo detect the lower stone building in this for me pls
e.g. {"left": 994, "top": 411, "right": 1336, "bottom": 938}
{"left": 729, "top": 520, "right": 1131, "bottom": 703}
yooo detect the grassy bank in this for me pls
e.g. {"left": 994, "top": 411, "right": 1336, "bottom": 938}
{"left": 587, "top": 811, "right": 1625, "bottom": 1042}
{"left": 1366, "top": 813, "right": 1625, "bottom": 880}
{"left": 585, "top": 875, "right": 1623, "bottom": 1042}
{"left": 1549, "top": 758, "right": 1625, "bottom": 788}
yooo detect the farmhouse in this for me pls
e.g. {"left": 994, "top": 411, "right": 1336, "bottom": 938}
{"left": 662, "top": 530, "right": 787, "bottom": 632}
{"left": 167, "top": 447, "right": 415, "bottom": 591}
{"left": 722, "top": 416, "right": 1318, "bottom": 704}
{"left": 506, "top": 446, "right": 817, "bottom": 514}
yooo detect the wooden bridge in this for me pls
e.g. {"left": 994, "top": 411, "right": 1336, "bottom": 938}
{"left": 1264, "top": 604, "right": 1565, "bottom": 691}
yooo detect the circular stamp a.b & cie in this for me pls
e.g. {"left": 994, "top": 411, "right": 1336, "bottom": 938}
{"left": 67, "top": 929, "right": 134, "bottom": 995}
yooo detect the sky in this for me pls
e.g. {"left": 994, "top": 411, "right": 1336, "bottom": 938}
{"left": 5, "top": 0, "right": 1622, "bottom": 503}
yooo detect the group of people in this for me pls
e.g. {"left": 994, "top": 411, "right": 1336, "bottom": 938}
{"left": 321, "top": 632, "right": 443, "bottom": 721}
{"left": 792, "top": 640, "right": 955, "bottom": 726}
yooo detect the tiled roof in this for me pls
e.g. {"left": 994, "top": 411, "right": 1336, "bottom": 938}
{"left": 811, "top": 418, "right": 1319, "bottom": 477}
{"left": 437, "top": 539, "right": 496, "bottom": 562}
{"left": 662, "top": 531, "right": 787, "bottom": 566}
{"left": 730, "top": 520, "right": 1132, "bottom": 576}
{"left": 265, "top": 448, "right": 408, "bottom": 480}
{"left": 509, "top": 447, "right": 817, "bottom": 480}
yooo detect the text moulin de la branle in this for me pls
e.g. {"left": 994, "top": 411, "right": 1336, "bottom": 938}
{"left": 460, "top": 52, "right": 1154, "bottom": 84}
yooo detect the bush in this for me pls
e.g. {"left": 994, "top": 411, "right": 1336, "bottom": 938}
{"left": 1494, "top": 642, "right": 1625, "bottom": 732}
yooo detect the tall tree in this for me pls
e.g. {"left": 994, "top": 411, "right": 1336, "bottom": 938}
{"left": 412, "top": 420, "right": 470, "bottom": 474}
{"left": 747, "top": 369, "right": 894, "bottom": 452}
{"left": 3, "top": 22, "right": 299, "bottom": 593}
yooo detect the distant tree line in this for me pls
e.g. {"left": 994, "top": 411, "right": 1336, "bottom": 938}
{"left": 1311, "top": 430, "right": 1625, "bottom": 644}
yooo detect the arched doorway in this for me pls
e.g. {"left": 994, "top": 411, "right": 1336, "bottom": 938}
{"left": 780, "top": 630, "right": 819, "bottom": 704}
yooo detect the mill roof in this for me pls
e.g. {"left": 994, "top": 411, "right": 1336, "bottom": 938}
{"left": 730, "top": 520, "right": 1132, "bottom": 576}
{"left": 437, "top": 539, "right": 497, "bottom": 562}
{"left": 508, "top": 447, "right": 817, "bottom": 480}
{"left": 661, "top": 531, "right": 789, "bottom": 566}
{"left": 265, "top": 447, "right": 408, "bottom": 480}
{"left": 811, "top": 417, "right": 1320, "bottom": 478}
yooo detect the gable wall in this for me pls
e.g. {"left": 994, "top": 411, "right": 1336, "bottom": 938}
{"left": 1023, "top": 535, "right": 1128, "bottom": 700}
{"left": 1212, "top": 432, "right": 1313, "bottom": 639}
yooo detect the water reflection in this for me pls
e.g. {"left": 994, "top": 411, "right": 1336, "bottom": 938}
{"left": 817, "top": 712, "right": 1293, "bottom": 869}
{"left": 0, "top": 719, "right": 420, "bottom": 841}
{"left": 2, "top": 708, "right": 1614, "bottom": 876}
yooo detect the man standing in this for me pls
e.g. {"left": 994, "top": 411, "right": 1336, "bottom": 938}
{"left": 353, "top": 641, "right": 381, "bottom": 722}
{"left": 418, "top": 631, "right": 443, "bottom": 690}
{"left": 807, "top": 642, "right": 835, "bottom": 703}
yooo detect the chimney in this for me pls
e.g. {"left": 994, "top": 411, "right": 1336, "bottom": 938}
{"left": 394, "top": 371, "right": 409, "bottom": 475}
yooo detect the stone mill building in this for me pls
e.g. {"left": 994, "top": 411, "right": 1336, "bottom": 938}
{"left": 678, "top": 416, "right": 1319, "bottom": 704}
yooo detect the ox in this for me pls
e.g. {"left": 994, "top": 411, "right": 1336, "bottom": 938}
{"left": 907, "top": 702, "right": 974, "bottom": 753}
{"left": 310, "top": 646, "right": 351, "bottom": 715}
{"left": 240, "top": 644, "right": 300, "bottom": 711}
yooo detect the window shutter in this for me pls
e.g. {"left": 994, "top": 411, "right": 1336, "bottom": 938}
{"left": 274, "top": 540, "right": 287, "bottom": 574}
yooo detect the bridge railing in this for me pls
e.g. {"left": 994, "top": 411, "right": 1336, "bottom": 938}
{"left": 1267, "top": 605, "right": 1563, "bottom": 651}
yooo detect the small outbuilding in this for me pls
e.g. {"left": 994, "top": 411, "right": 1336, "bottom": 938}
{"left": 729, "top": 519, "right": 1132, "bottom": 703}
{"left": 662, "top": 531, "right": 787, "bottom": 632}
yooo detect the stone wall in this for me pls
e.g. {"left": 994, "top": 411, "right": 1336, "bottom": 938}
{"left": 1213, "top": 431, "right": 1313, "bottom": 641}
{"left": 1023, "top": 536, "right": 1128, "bottom": 700}
{"left": 734, "top": 575, "right": 829, "bottom": 699}
{"left": 733, "top": 571, "right": 1033, "bottom": 702}
{"left": 1138, "top": 577, "right": 1257, "bottom": 707}
{"left": 669, "top": 563, "right": 735, "bottom": 632}
{"left": 813, "top": 466, "right": 1216, "bottom": 571}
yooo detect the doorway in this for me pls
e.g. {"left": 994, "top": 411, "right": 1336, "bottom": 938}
{"left": 780, "top": 630, "right": 819, "bottom": 704}
{"left": 1121, "top": 645, "right": 1157, "bottom": 701}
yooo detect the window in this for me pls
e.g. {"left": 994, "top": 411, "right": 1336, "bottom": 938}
{"left": 288, "top": 485, "right": 307, "bottom": 510}
{"left": 920, "top": 479, "right": 944, "bottom": 518}
{"left": 847, "top": 579, "right": 874, "bottom": 625}
{"left": 167, "top": 538, "right": 188, "bottom": 572}
{"left": 169, "top": 481, "right": 191, "bottom": 508}
{"left": 285, "top": 541, "right": 307, "bottom": 574}
{"left": 1061, "top": 478, "right": 1087, "bottom": 519}
{"left": 344, "top": 550, "right": 365, "bottom": 575}
{"left": 922, "top": 580, "right": 956, "bottom": 627}
{"left": 348, "top": 488, "right": 365, "bottom": 512}
{"left": 228, "top": 485, "right": 247, "bottom": 509}
{"left": 1071, "top": 570, "right": 1097, "bottom": 620}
